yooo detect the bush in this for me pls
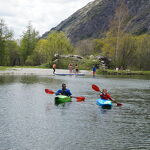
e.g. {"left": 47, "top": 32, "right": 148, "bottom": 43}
{"left": 78, "top": 58, "right": 99, "bottom": 70}
{"left": 25, "top": 56, "right": 34, "bottom": 66}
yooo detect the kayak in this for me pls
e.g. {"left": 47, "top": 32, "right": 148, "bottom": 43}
{"left": 55, "top": 73, "right": 85, "bottom": 76}
{"left": 55, "top": 95, "right": 71, "bottom": 104}
{"left": 96, "top": 98, "right": 112, "bottom": 109}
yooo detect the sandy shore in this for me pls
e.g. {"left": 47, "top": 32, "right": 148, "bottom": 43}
{"left": 0, "top": 68, "right": 91, "bottom": 76}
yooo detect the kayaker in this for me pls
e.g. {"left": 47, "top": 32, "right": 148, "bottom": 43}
{"left": 55, "top": 83, "right": 72, "bottom": 96}
{"left": 100, "top": 89, "right": 119, "bottom": 104}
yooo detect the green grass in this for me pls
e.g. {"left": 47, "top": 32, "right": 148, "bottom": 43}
{"left": 0, "top": 66, "right": 9, "bottom": 71}
{"left": 97, "top": 69, "right": 150, "bottom": 75}
{"left": 12, "top": 66, "right": 48, "bottom": 69}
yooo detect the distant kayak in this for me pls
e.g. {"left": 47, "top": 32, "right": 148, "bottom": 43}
{"left": 55, "top": 95, "right": 71, "bottom": 105}
{"left": 96, "top": 98, "right": 112, "bottom": 109}
{"left": 55, "top": 73, "right": 85, "bottom": 76}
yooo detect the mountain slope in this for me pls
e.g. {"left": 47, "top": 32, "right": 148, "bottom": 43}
{"left": 42, "top": 0, "right": 150, "bottom": 43}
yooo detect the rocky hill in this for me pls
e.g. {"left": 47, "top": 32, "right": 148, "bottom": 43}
{"left": 42, "top": 0, "right": 150, "bottom": 43}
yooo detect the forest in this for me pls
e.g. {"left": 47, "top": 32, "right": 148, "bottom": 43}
{"left": 0, "top": 17, "right": 150, "bottom": 71}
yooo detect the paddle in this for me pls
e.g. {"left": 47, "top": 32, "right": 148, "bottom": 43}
{"left": 45, "top": 89, "right": 55, "bottom": 94}
{"left": 45, "top": 89, "right": 85, "bottom": 102}
{"left": 92, "top": 84, "right": 101, "bottom": 92}
{"left": 92, "top": 84, "right": 122, "bottom": 106}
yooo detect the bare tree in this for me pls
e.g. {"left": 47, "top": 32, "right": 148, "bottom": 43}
{"left": 109, "top": 0, "right": 129, "bottom": 67}
{"left": 75, "top": 39, "right": 94, "bottom": 56}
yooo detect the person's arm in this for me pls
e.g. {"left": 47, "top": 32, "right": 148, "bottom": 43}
{"left": 55, "top": 89, "right": 62, "bottom": 95}
{"left": 107, "top": 94, "right": 122, "bottom": 106}
{"left": 107, "top": 94, "right": 116, "bottom": 102}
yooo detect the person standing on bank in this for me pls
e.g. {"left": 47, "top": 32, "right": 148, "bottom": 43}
{"left": 92, "top": 65, "right": 97, "bottom": 77}
{"left": 75, "top": 64, "right": 79, "bottom": 74}
{"left": 68, "top": 63, "right": 73, "bottom": 73}
{"left": 52, "top": 64, "right": 56, "bottom": 74}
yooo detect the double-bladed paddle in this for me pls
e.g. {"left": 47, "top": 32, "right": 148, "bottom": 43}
{"left": 92, "top": 84, "right": 122, "bottom": 106}
{"left": 92, "top": 84, "right": 101, "bottom": 92}
{"left": 45, "top": 89, "right": 85, "bottom": 102}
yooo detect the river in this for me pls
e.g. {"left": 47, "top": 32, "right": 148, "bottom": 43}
{"left": 0, "top": 74, "right": 150, "bottom": 150}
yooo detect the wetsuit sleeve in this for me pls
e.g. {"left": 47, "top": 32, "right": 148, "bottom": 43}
{"left": 55, "top": 89, "right": 62, "bottom": 95}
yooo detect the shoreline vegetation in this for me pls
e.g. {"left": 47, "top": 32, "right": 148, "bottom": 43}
{"left": 1, "top": 0, "right": 150, "bottom": 73}
{"left": 0, "top": 66, "right": 150, "bottom": 76}
{"left": 1, "top": 19, "right": 150, "bottom": 72}
{"left": 97, "top": 69, "right": 150, "bottom": 76}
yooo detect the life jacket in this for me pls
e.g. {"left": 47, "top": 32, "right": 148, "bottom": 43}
{"left": 56, "top": 89, "right": 72, "bottom": 96}
{"left": 100, "top": 93, "right": 112, "bottom": 100}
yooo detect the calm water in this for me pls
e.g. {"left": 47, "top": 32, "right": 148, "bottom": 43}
{"left": 0, "top": 75, "right": 150, "bottom": 150}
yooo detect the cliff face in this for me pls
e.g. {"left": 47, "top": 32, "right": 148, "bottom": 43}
{"left": 42, "top": 0, "right": 150, "bottom": 43}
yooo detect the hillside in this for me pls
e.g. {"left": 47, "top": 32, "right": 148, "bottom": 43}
{"left": 42, "top": 0, "right": 150, "bottom": 43}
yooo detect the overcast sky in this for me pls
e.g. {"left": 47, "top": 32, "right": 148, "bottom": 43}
{"left": 0, "top": 0, "right": 93, "bottom": 39}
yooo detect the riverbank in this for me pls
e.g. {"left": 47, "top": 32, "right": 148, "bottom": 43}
{"left": 0, "top": 67, "right": 91, "bottom": 76}
{"left": 1, "top": 67, "right": 149, "bottom": 76}
{"left": 97, "top": 69, "right": 150, "bottom": 75}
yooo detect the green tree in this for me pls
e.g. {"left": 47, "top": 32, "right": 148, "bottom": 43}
{"left": 31, "top": 39, "right": 48, "bottom": 65}
{"left": 5, "top": 40, "right": 20, "bottom": 66}
{"left": 0, "top": 19, "right": 13, "bottom": 65}
{"left": 20, "top": 23, "right": 39, "bottom": 64}
{"left": 117, "top": 34, "right": 136, "bottom": 69}
{"left": 99, "top": 36, "right": 117, "bottom": 58}
{"left": 32, "top": 31, "right": 73, "bottom": 66}
{"left": 45, "top": 31, "right": 73, "bottom": 62}
{"left": 135, "top": 34, "right": 150, "bottom": 70}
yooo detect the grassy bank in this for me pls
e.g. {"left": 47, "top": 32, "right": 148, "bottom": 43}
{"left": 97, "top": 69, "right": 150, "bottom": 75}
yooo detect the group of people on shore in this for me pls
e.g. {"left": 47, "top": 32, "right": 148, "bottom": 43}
{"left": 68, "top": 63, "right": 79, "bottom": 74}
{"left": 53, "top": 63, "right": 97, "bottom": 75}
{"left": 52, "top": 63, "right": 79, "bottom": 74}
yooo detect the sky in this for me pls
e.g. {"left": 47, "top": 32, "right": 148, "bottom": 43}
{"left": 0, "top": 0, "right": 93, "bottom": 39}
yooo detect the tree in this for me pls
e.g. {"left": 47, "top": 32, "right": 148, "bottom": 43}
{"left": 117, "top": 34, "right": 136, "bottom": 69}
{"left": 45, "top": 31, "right": 73, "bottom": 62}
{"left": 108, "top": 0, "right": 129, "bottom": 67}
{"left": 0, "top": 19, "right": 13, "bottom": 65}
{"left": 32, "top": 39, "right": 48, "bottom": 65}
{"left": 20, "top": 23, "right": 39, "bottom": 64}
{"left": 75, "top": 39, "right": 95, "bottom": 56}
{"left": 135, "top": 34, "right": 150, "bottom": 70}
{"left": 5, "top": 40, "right": 20, "bottom": 66}
{"left": 32, "top": 31, "right": 73, "bottom": 66}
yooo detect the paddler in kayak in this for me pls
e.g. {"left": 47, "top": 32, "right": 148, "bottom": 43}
{"left": 100, "top": 89, "right": 121, "bottom": 105}
{"left": 55, "top": 83, "right": 72, "bottom": 96}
